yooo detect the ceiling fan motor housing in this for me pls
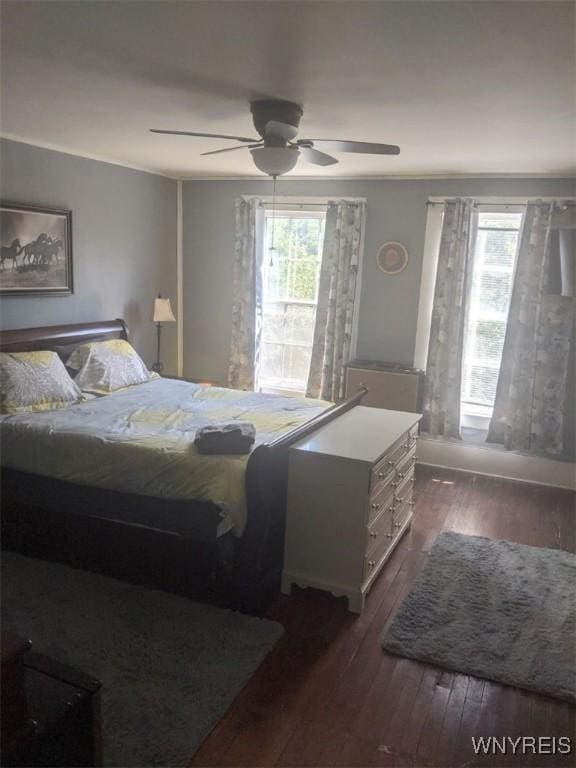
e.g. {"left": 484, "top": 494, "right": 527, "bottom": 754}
{"left": 250, "top": 99, "right": 303, "bottom": 140}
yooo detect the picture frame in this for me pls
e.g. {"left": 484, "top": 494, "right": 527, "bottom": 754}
{"left": 376, "top": 241, "right": 409, "bottom": 275}
{"left": 1, "top": 201, "right": 73, "bottom": 296}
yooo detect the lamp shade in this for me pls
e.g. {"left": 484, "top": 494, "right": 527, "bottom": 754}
{"left": 153, "top": 296, "right": 176, "bottom": 323}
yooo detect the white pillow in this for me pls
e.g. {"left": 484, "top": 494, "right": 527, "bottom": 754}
{"left": 67, "top": 339, "right": 153, "bottom": 394}
{"left": 0, "top": 350, "right": 83, "bottom": 414}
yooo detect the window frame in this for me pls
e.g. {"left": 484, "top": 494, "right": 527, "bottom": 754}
{"left": 258, "top": 205, "right": 327, "bottom": 395}
{"left": 460, "top": 203, "right": 525, "bottom": 429}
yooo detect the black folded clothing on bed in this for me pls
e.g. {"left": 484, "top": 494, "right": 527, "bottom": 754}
{"left": 194, "top": 422, "right": 256, "bottom": 454}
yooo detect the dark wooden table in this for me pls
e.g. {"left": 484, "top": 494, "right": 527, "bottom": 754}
{"left": 1, "top": 633, "right": 102, "bottom": 768}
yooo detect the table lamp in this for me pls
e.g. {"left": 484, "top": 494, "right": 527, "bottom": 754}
{"left": 152, "top": 294, "right": 176, "bottom": 373}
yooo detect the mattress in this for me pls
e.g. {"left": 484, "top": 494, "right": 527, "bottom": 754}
{"left": 0, "top": 378, "right": 328, "bottom": 536}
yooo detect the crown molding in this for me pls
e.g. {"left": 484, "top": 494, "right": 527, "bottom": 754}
{"left": 0, "top": 134, "right": 180, "bottom": 180}
{"left": 2, "top": 135, "right": 574, "bottom": 183}
{"left": 182, "top": 172, "right": 576, "bottom": 182}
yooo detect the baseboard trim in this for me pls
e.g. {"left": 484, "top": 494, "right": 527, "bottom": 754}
{"left": 417, "top": 438, "right": 576, "bottom": 491}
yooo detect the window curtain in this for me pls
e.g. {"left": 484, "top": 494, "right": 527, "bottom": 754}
{"left": 487, "top": 201, "right": 575, "bottom": 454}
{"left": 228, "top": 197, "right": 264, "bottom": 390}
{"left": 421, "top": 199, "right": 474, "bottom": 438}
{"left": 306, "top": 200, "right": 366, "bottom": 401}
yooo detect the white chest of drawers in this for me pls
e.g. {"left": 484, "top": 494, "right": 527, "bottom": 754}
{"left": 282, "top": 406, "right": 421, "bottom": 614}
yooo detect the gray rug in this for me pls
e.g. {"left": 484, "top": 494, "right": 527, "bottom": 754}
{"left": 382, "top": 532, "right": 576, "bottom": 702}
{"left": 2, "top": 552, "right": 283, "bottom": 767}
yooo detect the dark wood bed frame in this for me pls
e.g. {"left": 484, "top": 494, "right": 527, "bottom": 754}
{"left": 1, "top": 319, "right": 367, "bottom": 613}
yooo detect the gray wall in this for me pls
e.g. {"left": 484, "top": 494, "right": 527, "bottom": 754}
{"left": 1, "top": 139, "right": 178, "bottom": 372}
{"left": 182, "top": 177, "right": 575, "bottom": 383}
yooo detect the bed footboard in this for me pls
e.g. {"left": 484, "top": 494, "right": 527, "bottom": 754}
{"left": 234, "top": 388, "right": 367, "bottom": 611}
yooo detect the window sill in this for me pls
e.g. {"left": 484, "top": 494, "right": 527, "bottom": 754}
{"left": 461, "top": 426, "right": 489, "bottom": 444}
{"left": 258, "top": 385, "right": 306, "bottom": 398}
{"left": 420, "top": 433, "right": 575, "bottom": 465}
{"left": 461, "top": 404, "right": 492, "bottom": 432}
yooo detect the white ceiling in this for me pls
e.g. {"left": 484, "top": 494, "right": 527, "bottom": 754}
{"left": 1, "top": 1, "right": 574, "bottom": 179}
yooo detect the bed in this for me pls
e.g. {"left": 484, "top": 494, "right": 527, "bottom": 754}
{"left": 1, "top": 319, "right": 366, "bottom": 612}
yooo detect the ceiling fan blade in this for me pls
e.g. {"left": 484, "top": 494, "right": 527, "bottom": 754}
{"left": 298, "top": 146, "right": 338, "bottom": 167}
{"left": 201, "top": 143, "right": 262, "bottom": 157}
{"left": 150, "top": 129, "right": 258, "bottom": 143}
{"left": 303, "top": 139, "right": 401, "bottom": 156}
{"left": 264, "top": 120, "right": 299, "bottom": 142}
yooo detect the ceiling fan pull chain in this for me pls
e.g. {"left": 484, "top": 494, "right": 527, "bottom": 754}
{"left": 269, "top": 174, "right": 278, "bottom": 267}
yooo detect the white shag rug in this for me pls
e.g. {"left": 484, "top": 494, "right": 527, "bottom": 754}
{"left": 382, "top": 531, "right": 576, "bottom": 702}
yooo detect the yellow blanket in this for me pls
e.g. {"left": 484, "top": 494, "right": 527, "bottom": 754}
{"left": 0, "top": 378, "right": 329, "bottom": 535}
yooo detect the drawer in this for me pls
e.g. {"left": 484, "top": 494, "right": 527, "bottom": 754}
{"left": 366, "top": 502, "right": 395, "bottom": 554}
{"left": 392, "top": 496, "right": 413, "bottom": 534}
{"left": 387, "top": 458, "right": 416, "bottom": 502}
{"left": 393, "top": 465, "right": 415, "bottom": 506}
{"left": 371, "top": 432, "right": 418, "bottom": 492}
{"left": 363, "top": 532, "right": 394, "bottom": 583}
{"left": 371, "top": 439, "right": 408, "bottom": 488}
{"left": 407, "top": 423, "right": 419, "bottom": 446}
{"left": 369, "top": 446, "right": 416, "bottom": 512}
{"left": 367, "top": 478, "right": 396, "bottom": 524}
{"left": 363, "top": 498, "right": 414, "bottom": 583}
{"left": 366, "top": 484, "right": 414, "bottom": 552}
{"left": 389, "top": 447, "right": 416, "bottom": 490}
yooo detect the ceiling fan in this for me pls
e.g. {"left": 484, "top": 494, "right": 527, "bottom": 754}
{"left": 151, "top": 99, "right": 400, "bottom": 176}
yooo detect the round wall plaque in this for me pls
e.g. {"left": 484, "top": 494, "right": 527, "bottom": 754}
{"left": 376, "top": 241, "right": 409, "bottom": 275}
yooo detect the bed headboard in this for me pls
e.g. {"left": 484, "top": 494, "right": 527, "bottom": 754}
{"left": 0, "top": 319, "right": 129, "bottom": 358}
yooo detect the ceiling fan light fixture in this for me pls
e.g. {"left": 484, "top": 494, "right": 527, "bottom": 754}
{"left": 250, "top": 146, "right": 300, "bottom": 176}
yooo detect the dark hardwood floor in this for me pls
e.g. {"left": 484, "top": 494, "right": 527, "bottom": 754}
{"left": 191, "top": 466, "right": 576, "bottom": 768}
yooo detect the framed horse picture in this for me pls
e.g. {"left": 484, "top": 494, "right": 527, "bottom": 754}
{"left": 0, "top": 202, "right": 73, "bottom": 296}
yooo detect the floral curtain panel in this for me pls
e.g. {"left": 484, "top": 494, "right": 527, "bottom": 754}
{"left": 228, "top": 197, "right": 264, "bottom": 390}
{"left": 306, "top": 200, "right": 366, "bottom": 401}
{"left": 487, "top": 201, "right": 575, "bottom": 455}
{"left": 421, "top": 199, "right": 474, "bottom": 438}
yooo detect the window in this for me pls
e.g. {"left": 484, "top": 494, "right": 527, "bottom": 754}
{"left": 461, "top": 208, "right": 524, "bottom": 429}
{"left": 258, "top": 209, "right": 326, "bottom": 393}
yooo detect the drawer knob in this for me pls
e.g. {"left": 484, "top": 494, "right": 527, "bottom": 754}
{"left": 396, "top": 496, "right": 404, "bottom": 503}
{"left": 386, "top": 533, "right": 394, "bottom": 539}
{"left": 391, "top": 481, "right": 398, "bottom": 488}
{"left": 409, "top": 500, "right": 415, "bottom": 507}
{"left": 411, "top": 476, "right": 416, "bottom": 483}
{"left": 368, "top": 560, "right": 376, "bottom": 567}
{"left": 387, "top": 460, "right": 395, "bottom": 466}
{"left": 387, "top": 505, "right": 395, "bottom": 513}
{"left": 377, "top": 471, "right": 384, "bottom": 479}
{"left": 371, "top": 502, "right": 380, "bottom": 511}
{"left": 369, "top": 531, "right": 378, "bottom": 539}
{"left": 394, "top": 522, "right": 402, "bottom": 529}
{"left": 398, "top": 472, "right": 405, "bottom": 479}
